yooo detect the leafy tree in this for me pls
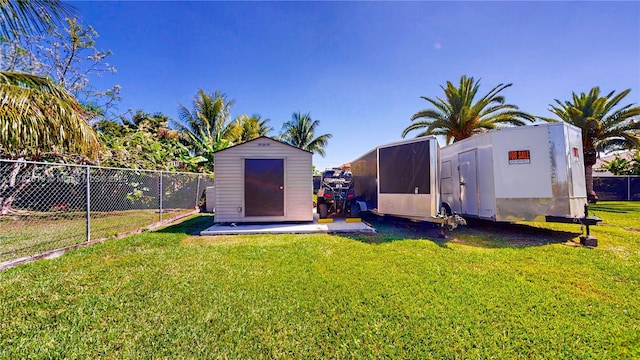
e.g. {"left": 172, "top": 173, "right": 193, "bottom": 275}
{"left": 175, "top": 89, "right": 237, "bottom": 169}
{"left": 96, "top": 111, "right": 193, "bottom": 171}
{"left": 0, "top": 71, "right": 99, "bottom": 159}
{"left": 279, "top": 111, "right": 332, "bottom": 156}
{"left": 540, "top": 87, "right": 640, "bottom": 202}
{"left": 600, "top": 152, "right": 640, "bottom": 175}
{"left": 402, "top": 75, "right": 535, "bottom": 144}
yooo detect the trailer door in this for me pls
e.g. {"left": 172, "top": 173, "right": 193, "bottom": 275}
{"left": 459, "top": 150, "right": 479, "bottom": 216}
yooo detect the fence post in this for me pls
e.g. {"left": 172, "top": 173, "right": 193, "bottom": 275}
{"left": 195, "top": 174, "right": 201, "bottom": 209}
{"left": 86, "top": 166, "right": 91, "bottom": 242}
{"left": 628, "top": 176, "right": 631, "bottom": 201}
{"left": 159, "top": 171, "right": 163, "bottom": 222}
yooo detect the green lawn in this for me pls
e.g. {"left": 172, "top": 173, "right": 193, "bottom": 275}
{"left": 0, "top": 209, "right": 194, "bottom": 263}
{"left": 0, "top": 202, "right": 638, "bottom": 358}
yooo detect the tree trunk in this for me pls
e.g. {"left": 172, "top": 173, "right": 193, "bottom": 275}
{"left": 584, "top": 147, "right": 598, "bottom": 203}
{"left": 0, "top": 161, "right": 30, "bottom": 215}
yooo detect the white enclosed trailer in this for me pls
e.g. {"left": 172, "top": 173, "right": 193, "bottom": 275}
{"left": 351, "top": 136, "right": 464, "bottom": 229}
{"left": 439, "top": 122, "right": 589, "bottom": 223}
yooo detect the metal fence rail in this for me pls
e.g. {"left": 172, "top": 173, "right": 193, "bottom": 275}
{"left": 593, "top": 175, "right": 640, "bottom": 201}
{"left": 0, "top": 159, "right": 214, "bottom": 265}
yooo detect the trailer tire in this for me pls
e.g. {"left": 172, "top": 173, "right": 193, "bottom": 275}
{"left": 350, "top": 203, "right": 360, "bottom": 218}
{"left": 318, "top": 204, "right": 328, "bottom": 219}
{"left": 441, "top": 202, "right": 452, "bottom": 216}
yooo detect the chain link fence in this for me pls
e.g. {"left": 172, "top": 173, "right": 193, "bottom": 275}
{"left": 0, "top": 159, "right": 214, "bottom": 265}
{"left": 593, "top": 175, "right": 640, "bottom": 201}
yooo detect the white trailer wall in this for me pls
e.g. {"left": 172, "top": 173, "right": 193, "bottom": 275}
{"left": 440, "top": 123, "right": 587, "bottom": 222}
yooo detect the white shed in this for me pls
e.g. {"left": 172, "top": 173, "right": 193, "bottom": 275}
{"left": 213, "top": 136, "right": 313, "bottom": 223}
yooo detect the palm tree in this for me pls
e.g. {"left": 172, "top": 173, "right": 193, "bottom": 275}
{"left": 175, "top": 89, "right": 237, "bottom": 167}
{"left": 540, "top": 87, "right": 640, "bottom": 203}
{"left": 0, "top": 0, "right": 74, "bottom": 41}
{"left": 402, "top": 75, "right": 535, "bottom": 144}
{"left": 227, "top": 114, "right": 273, "bottom": 144}
{"left": 0, "top": 1, "right": 98, "bottom": 159}
{"left": 0, "top": 71, "right": 99, "bottom": 159}
{"left": 279, "top": 112, "right": 332, "bottom": 156}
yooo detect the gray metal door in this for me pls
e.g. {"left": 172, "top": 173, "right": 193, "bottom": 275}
{"left": 458, "top": 150, "right": 479, "bottom": 216}
{"left": 245, "top": 159, "right": 284, "bottom": 216}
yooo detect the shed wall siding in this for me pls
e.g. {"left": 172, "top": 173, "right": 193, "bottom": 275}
{"left": 214, "top": 139, "right": 312, "bottom": 223}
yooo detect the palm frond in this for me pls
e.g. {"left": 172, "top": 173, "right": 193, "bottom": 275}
{"left": 403, "top": 75, "right": 532, "bottom": 140}
{"left": 0, "top": 71, "right": 99, "bottom": 158}
{"left": 0, "top": 0, "right": 75, "bottom": 40}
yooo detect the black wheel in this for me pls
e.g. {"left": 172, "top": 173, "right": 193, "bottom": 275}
{"left": 349, "top": 203, "right": 360, "bottom": 218}
{"left": 441, "top": 202, "right": 452, "bottom": 216}
{"left": 318, "top": 204, "right": 328, "bottom": 219}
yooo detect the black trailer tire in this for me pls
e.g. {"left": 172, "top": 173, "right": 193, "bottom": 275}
{"left": 318, "top": 204, "right": 328, "bottom": 219}
{"left": 350, "top": 203, "right": 360, "bottom": 218}
{"left": 441, "top": 202, "right": 452, "bottom": 216}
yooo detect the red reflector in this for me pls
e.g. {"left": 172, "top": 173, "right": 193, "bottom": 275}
{"left": 347, "top": 193, "right": 354, "bottom": 199}
{"left": 324, "top": 193, "right": 332, "bottom": 198}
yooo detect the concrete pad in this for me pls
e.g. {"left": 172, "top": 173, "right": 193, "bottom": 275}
{"left": 200, "top": 217, "right": 375, "bottom": 235}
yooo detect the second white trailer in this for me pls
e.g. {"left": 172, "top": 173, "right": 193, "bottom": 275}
{"left": 439, "top": 122, "right": 588, "bottom": 223}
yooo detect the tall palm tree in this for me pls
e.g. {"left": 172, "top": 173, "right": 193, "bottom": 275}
{"left": 175, "top": 89, "right": 237, "bottom": 166}
{"left": 0, "top": 71, "right": 99, "bottom": 159}
{"left": 279, "top": 112, "right": 332, "bottom": 156}
{"left": 540, "top": 87, "right": 640, "bottom": 203}
{"left": 402, "top": 75, "right": 535, "bottom": 144}
{"left": 0, "top": 0, "right": 74, "bottom": 41}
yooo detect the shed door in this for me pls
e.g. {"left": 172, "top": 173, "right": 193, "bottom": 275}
{"left": 245, "top": 159, "right": 284, "bottom": 216}
{"left": 459, "top": 150, "right": 479, "bottom": 216}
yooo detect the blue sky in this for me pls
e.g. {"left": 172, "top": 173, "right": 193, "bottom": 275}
{"left": 72, "top": 1, "right": 640, "bottom": 170}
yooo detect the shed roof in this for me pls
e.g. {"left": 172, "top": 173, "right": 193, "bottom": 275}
{"left": 213, "top": 136, "right": 313, "bottom": 155}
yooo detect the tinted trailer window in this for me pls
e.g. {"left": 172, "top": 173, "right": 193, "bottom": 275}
{"left": 379, "top": 141, "right": 430, "bottom": 194}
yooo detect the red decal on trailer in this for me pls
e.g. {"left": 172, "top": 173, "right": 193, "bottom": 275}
{"left": 508, "top": 150, "right": 531, "bottom": 164}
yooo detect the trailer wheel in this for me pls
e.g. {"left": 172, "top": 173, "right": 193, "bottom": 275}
{"left": 350, "top": 203, "right": 360, "bottom": 218}
{"left": 318, "top": 204, "right": 328, "bottom": 219}
{"left": 441, "top": 202, "right": 452, "bottom": 216}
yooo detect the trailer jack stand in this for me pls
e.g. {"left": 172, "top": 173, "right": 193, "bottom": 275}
{"left": 580, "top": 225, "right": 597, "bottom": 247}
{"left": 439, "top": 226, "right": 447, "bottom": 239}
{"left": 579, "top": 204, "right": 598, "bottom": 247}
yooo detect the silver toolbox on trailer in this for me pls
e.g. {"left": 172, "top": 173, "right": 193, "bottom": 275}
{"left": 351, "top": 136, "right": 449, "bottom": 223}
{"left": 439, "top": 122, "right": 588, "bottom": 222}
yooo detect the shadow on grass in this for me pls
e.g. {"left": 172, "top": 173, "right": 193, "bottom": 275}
{"left": 156, "top": 214, "right": 214, "bottom": 235}
{"left": 343, "top": 215, "right": 582, "bottom": 249}
{"left": 340, "top": 215, "right": 452, "bottom": 248}
{"left": 590, "top": 205, "right": 631, "bottom": 214}
{"left": 590, "top": 201, "right": 640, "bottom": 214}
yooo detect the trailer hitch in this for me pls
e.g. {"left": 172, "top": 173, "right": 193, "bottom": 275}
{"left": 438, "top": 207, "right": 467, "bottom": 238}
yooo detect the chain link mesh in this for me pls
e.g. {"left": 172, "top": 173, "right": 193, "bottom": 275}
{"left": 0, "top": 160, "right": 214, "bottom": 264}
